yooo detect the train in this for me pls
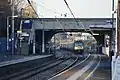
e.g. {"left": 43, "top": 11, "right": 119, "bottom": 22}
{"left": 73, "top": 40, "right": 84, "bottom": 54}
{"left": 60, "top": 40, "right": 84, "bottom": 54}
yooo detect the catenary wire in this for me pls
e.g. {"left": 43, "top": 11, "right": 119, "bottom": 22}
{"left": 64, "top": 0, "right": 94, "bottom": 35}
{"left": 27, "top": 0, "right": 42, "bottom": 23}
{"left": 31, "top": 1, "right": 72, "bottom": 16}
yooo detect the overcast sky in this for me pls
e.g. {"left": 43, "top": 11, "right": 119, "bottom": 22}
{"left": 36, "top": 0, "right": 117, "bottom": 18}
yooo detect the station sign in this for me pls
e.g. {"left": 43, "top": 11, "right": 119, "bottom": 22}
{"left": 22, "top": 20, "right": 32, "bottom": 29}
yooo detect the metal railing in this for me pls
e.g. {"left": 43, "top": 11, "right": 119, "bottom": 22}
{"left": 112, "top": 55, "right": 120, "bottom": 80}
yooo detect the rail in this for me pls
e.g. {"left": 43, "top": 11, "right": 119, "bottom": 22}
{"left": 50, "top": 56, "right": 79, "bottom": 78}
{"left": 48, "top": 54, "right": 91, "bottom": 80}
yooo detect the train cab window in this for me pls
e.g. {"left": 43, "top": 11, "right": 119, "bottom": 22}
{"left": 74, "top": 42, "right": 83, "bottom": 46}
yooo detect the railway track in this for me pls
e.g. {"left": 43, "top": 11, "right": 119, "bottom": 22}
{"left": 25, "top": 56, "right": 79, "bottom": 80}
{"left": 22, "top": 52, "right": 89, "bottom": 80}
{"left": 0, "top": 55, "right": 65, "bottom": 80}
{"left": 48, "top": 54, "right": 101, "bottom": 80}
{"left": 1, "top": 49, "right": 91, "bottom": 80}
{"left": 1, "top": 50, "right": 80, "bottom": 80}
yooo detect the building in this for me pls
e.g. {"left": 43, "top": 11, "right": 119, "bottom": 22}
{"left": 0, "top": 0, "right": 37, "bottom": 37}
{"left": 0, "top": 0, "right": 11, "bottom": 36}
{"left": 17, "top": 0, "right": 37, "bottom": 18}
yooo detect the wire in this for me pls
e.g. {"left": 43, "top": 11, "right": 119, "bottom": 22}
{"left": 64, "top": 0, "right": 86, "bottom": 34}
{"left": 64, "top": 0, "right": 79, "bottom": 26}
{"left": 40, "top": 2, "right": 57, "bottom": 11}
{"left": 27, "top": 0, "right": 42, "bottom": 23}
{"left": 55, "top": 16, "right": 74, "bottom": 37}
{"left": 63, "top": 0, "right": 94, "bottom": 35}
{"left": 31, "top": 1, "right": 72, "bottom": 16}
{"left": 34, "top": 0, "right": 93, "bottom": 35}
{"left": 34, "top": 2, "right": 62, "bottom": 15}
{"left": 27, "top": 0, "right": 39, "bottom": 18}
{"left": 55, "top": 16, "right": 66, "bottom": 32}
{"left": 27, "top": 0, "right": 93, "bottom": 35}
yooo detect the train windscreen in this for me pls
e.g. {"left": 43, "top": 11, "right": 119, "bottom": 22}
{"left": 74, "top": 41, "right": 83, "bottom": 47}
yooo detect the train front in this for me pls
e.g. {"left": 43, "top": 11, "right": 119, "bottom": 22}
{"left": 74, "top": 41, "right": 84, "bottom": 54}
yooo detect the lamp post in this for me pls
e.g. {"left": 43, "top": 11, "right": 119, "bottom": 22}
{"left": 111, "top": 0, "right": 117, "bottom": 57}
{"left": 11, "top": 0, "right": 15, "bottom": 55}
{"left": 111, "top": 0, "right": 115, "bottom": 56}
{"left": 7, "top": 16, "right": 18, "bottom": 52}
{"left": 19, "top": 8, "right": 23, "bottom": 54}
{"left": 7, "top": 17, "right": 10, "bottom": 51}
{"left": 42, "top": 30, "right": 45, "bottom": 53}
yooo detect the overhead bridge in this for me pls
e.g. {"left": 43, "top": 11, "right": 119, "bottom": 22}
{"left": 31, "top": 18, "right": 115, "bottom": 34}
{"left": 20, "top": 18, "right": 116, "bottom": 56}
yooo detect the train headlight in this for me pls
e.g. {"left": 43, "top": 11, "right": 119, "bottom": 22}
{"left": 74, "top": 47, "right": 77, "bottom": 50}
{"left": 74, "top": 47, "right": 80, "bottom": 50}
{"left": 74, "top": 46, "right": 83, "bottom": 50}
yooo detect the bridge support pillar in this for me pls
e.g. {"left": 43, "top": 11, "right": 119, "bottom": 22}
{"left": 35, "top": 30, "right": 42, "bottom": 54}
{"left": 94, "top": 34, "right": 105, "bottom": 54}
{"left": 101, "top": 34, "right": 106, "bottom": 55}
{"left": 109, "top": 29, "right": 116, "bottom": 58}
{"left": 35, "top": 30, "right": 56, "bottom": 54}
{"left": 99, "top": 34, "right": 105, "bottom": 54}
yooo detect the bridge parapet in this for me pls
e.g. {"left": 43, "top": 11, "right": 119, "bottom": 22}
{"left": 32, "top": 18, "right": 116, "bottom": 30}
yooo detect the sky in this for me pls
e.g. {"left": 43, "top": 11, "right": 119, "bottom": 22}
{"left": 36, "top": 0, "right": 117, "bottom": 18}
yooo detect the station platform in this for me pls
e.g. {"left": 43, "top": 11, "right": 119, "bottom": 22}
{"left": 0, "top": 54, "right": 28, "bottom": 62}
{"left": 0, "top": 54, "right": 53, "bottom": 67}
{"left": 0, "top": 54, "right": 54, "bottom": 78}
{"left": 89, "top": 54, "right": 111, "bottom": 80}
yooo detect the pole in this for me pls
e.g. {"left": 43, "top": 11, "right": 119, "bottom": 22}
{"left": 33, "top": 21, "right": 35, "bottom": 54}
{"left": 33, "top": 32, "right": 36, "bottom": 54}
{"left": 11, "top": 0, "right": 15, "bottom": 55}
{"left": 19, "top": 8, "right": 23, "bottom": 54}
{"left": 42, "top": 30, "right": 45, "bottom": 53}
{"left": 111, "top": 0, "right": 115, "bottom": 79}
{"left": 19, "top": 19, "right": 22, "bottom": 54}
{"left": 112, "top": 0, "right": 115, "bottom": 56}
{"left": 54, "top": 34, "right": 56, "bottom": 54}
{"left": 7, "top": 17, "right": 10, "bottom": 51}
